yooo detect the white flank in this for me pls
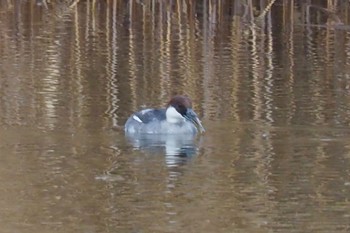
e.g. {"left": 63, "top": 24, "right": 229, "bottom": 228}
{"left": 133, "top": 115, "right": 143, "bottom": 123}
{"left": 166, "top": 106, "right": 184, "bottom": 124}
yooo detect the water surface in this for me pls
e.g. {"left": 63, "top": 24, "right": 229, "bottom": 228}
{"left": 1, "top": 1, "right": 350, "bottom": 232}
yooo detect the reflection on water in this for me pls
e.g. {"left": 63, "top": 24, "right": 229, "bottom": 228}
{"left": 2, "top": 0, "right": 350, "bottom": 232}
{"left": 125, "top": 133, "right": 199, "bottom": 167}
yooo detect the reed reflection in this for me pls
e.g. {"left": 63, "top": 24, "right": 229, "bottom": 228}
{"left": 105, "top": 0, "right": 120, "bottom": 127}
{"left": 2, "top": 0, "right": 350, "bottom": 232}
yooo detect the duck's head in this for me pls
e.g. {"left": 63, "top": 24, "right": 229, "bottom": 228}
{"left": 165, "top": 95, "right": 205, "bottom": 133}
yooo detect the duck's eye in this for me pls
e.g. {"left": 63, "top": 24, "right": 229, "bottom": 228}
{"left": 175, "top": 104, "right": 187, "bottom": 116}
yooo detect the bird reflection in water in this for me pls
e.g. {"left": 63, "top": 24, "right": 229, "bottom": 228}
{"left": 125, "top": 133, "right": 199, "bottom": 167}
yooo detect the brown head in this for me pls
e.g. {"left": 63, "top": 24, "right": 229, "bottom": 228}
{"left": 166, "top": 95, "right": 205, "bottom": 133}
{"left": 167, "top": 95, "right": 192, "bottom": 116}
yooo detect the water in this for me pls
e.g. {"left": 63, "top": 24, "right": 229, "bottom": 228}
{"left": 1, "top": 1, "right": 350, "bottom": 232}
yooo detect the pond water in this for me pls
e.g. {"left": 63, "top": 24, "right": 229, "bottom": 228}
{"left": 1, "top": 1, "right": 350, "bottom": 232}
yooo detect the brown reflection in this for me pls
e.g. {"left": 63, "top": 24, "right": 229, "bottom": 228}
{"left": 72, "top": 3, "right": 84, "bottom": 129}
{"left": 2, "top": 0, "right": 350, "bottom": 232}
{"left": 280, "top": 0, "right": 296, "bottom": 125}
{"left": 128, "top": 0, "right": 138, "bottom": 108}
{"left": 105, "top": 0, "right": 120, "bottom": 127}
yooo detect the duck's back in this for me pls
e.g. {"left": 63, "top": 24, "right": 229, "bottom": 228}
{"left": 125, "top": 108, "right": 166, "bottom": 134}
{"left": 134, "top": 108, "right": 166, "bottom": 123}
{"left": 124, "top": 108, "right": 197, "bottom": 134}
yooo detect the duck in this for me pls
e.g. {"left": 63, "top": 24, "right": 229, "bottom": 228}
{"left": 124, "top": 95, "right": 205, "bottom": 134}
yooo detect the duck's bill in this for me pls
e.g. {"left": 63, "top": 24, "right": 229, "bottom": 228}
{"left": 192, "top": 117, "right": 205, "bottom": 133}
{"left": 185, "top": 109, "right": 206, "bottom": 133}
